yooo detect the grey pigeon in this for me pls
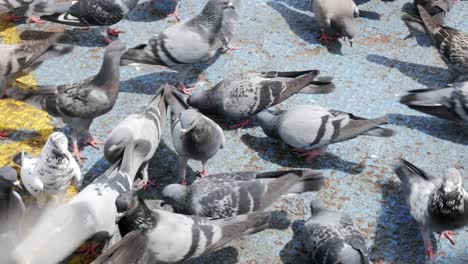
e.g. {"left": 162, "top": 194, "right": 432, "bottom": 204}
{"left": 37, "top": 0, "right": 140, "bottom": 43}
{"left": 0, "top": 0, "right": 43, "bottom": 22}
{"left": 0, "top": 32, "right": 72, "bottom": 99}
{"left": 92, "top": 191, "right": 289, "bottom": 264}
{"left": 0, "top": 0, "right": 34, "bottom": 13}
{"left": 400, "top": 80, "right": 468, "bottom": 124}
{"left": 7, "top": 40, "right": 127, "bottom": 163}
{"left": 394, "top": 159, "right": 468, "bottom": 260}
{"left": 120, "top": 0, "right": 237, "bottom": 94}
{"left": 415, "top": 4, "right": 468, "bottom": 81}
{"left": 311, "top": 0, "right": 359, "bottom": 45}
{"left": 255, "top": 105, "right": 395, "bottom": 163}
{"left": 18, "top": 132, "right": 81, "bottom": 207}
{"left": 161, "top": 169, "right": 324, "bottom": 218}
{"left": 165, "top": 85, "right": 225, "bottom": 185}
{"left": 0, "top": 166, "right": 24, "bottom": 257}
{"left": 187, "top": 70, "right": 335, "bottom": 128}
{"left": 302, "top": 200, "right": 370, "bottom": 264}
{"left": 104, "top": 85, "right": 168, "bottom": 190}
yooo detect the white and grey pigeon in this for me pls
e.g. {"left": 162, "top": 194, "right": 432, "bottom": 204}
{"left": 161, "top": 169, "right": 324, "bottom": 219}
{"left": 413, "top": 4, "right": 468, "bottom": 82}
{"left": 91, "top": 191, "right": 289, "bottom": 264}
{"left": 18, "top": 132, "right": 81, "bottom": 207}
{"left": 400, "top": 80, "right": 468, "bottom": 124}
{"left": 165, "top": 85, "right": 225, "bottom": 185}
{"left": 120, "top": 0, "right": 238, "bottom": 94}
{"left": 302, "top": 200, "right": 370, "bottom": 264}
{"left": 394, "top": 159, "right": 468, "bottom": 260}
{"left": 7, "top": 40, "right": 127, "bottom": 163}
{"left": 104, "top": 85, "right": 167, "bottom": 190}
{"left": 255, "top": 105, "right": 395, "bottom": 163}
{"left": 36, "top": 0, "right": 140, "bottom": 43}
{"left": 0, "top": 32, "right": 72, "bottom": 101}
{"left": 311, "top": 0, "right": 360, "bottom": 45}
{"left": 187, "top": 69, "right": 335, "bottom": 129}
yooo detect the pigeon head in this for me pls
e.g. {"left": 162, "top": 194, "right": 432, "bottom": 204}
{"left": 441, "top": 168, "right": 463, "bottom": 193}
{"left": 309, "top": 199, "right": 327, "bottom": 216}
{"left": 115, "top": 191, "right": 140, "bottom": 216}
{"left": 161, "top": 184, "right": 191, "bottom": 213}
{"left": 255, "top": 110, "right": 281, "bottom": 139}
{"left": 0, "top": 166, "right": 20, "bottom": 190}
{"left": 179, "top": 108, "right": 201, "bottom": 136}
{"left": 47, "top": 132, "right": 69, "bottom": 152}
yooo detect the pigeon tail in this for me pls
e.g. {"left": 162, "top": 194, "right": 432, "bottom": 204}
{"left": 287, "top": 171, "right": 325, "bottom": 193}
{"left": 120, "top": 44, "right": 166, "bottom": 66}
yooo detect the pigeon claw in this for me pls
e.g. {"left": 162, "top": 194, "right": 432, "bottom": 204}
{"left": 85, "top": 135, "right": 104, "bottom": 150}
{"left": 440, "top": 230, "right": 456, "bottom": 245}
{"left": 106, "top": 28, "right": 125, "bottom": 36}
{"left": 425, "top": 244, "right": 435, "bottom": 261}
{"left": 198, "top": 169, "right": 209, "bottom": 178}
{"left": 72, "top": 144, "right": 86, "bottom": 165}
{"left": 167, "top": 9, "right": 181, "bottom": 21}
{"left": 177, "top": 84, "right": 194, "bottom": 95}
{"left": 296, "top": 149, "right": 321, "bottom": 163}
{"left": 142, "top": 179, "right": 156, "bottom": 191}
{"left": 181, "top": 179, "right": 187, "bottom": 186}
{"left": 229, "top": 119, "right": 251, "bottom": 130}
{"left": 318, "top": 31, "right": 335, "bottom": 44}
{"left": 26, "top": 16, "right": 43, "bottom": 23}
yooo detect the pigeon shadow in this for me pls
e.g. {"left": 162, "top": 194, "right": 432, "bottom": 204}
{"left": 387, "top": 114, "right": 468, "bottom": 145}
{"left": 240, "top": 134, "right": 361, "bottom": 174}
{"left": 266, "top": 1, "right": 343, "bottom": 55}
{"left": 369, "top": 182, "right": 432, "bottom": 263}
{"left": 359, "top": 10, "right": 381, "bottom": 21}
{"left": 186, "top": 246, "right": 239, "bottom": 264}
{"left": 279, "top": 220, "right": 310, "bottom": 264}
{"left": 126, "top": 0, "right": 171, "bottom": 23}
{"left": 366, "top": 54, "right": 449, "bottom": 87}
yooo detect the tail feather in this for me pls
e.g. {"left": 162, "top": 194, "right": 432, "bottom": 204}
{"left": 32, "top": 0, "right": 72, "bottom": 14}
{"left": 394, "top": 159, "right": 431, "bottom": 184}
{"left": 299, "top": 75, "right": 335, "bottom": 94}
{"left": 120, "top": 44, "right": 165, "bottom": 66}
{"left": 417, "top": 4, "right": 440, "bottom": 38}
{"left": 163, "top": 85, "right": 189, "bottom": 117}
{"left": 286, "top": 170, "right": 325, "bottom": 193}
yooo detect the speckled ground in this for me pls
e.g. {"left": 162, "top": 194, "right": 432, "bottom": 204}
{"left": 1, "top": 0, "right": 467, "bottom": 263}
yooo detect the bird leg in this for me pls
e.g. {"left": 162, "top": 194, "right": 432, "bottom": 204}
{"left": 72, "top": 143, "right": 85, "bottom": 165}
{"left": 421, "top": 230, "right": 436, "bottom": 261}
{"left": 84, "top": 132, "right": 104, "bottom": 150}
{"left": 26, "top": 16, "right": 43, "bottom": 23}
{"left": 106, "top": 28, "right": 125, "bottom": 36}
{"left": 318, "top": 30, "right": 335, "bottom": 44}
{"left": 294, "top": 148, "right": 322, "bottom": 163}
{"left": 167, "top": 0, "right": 181, "bottom": 21}
{"left": 177, "top": 82, "right": 195, "bottom": 95}
{"left": 139, "top": 164, "right": 155, "bottom": 191}
{"left": 229, "top": 118, "right": 252, "bottom": 130}
{"left": 197, "top": 162, "right": 209, "bottom": 177}
{"left": 440, "top": 231, "right": 456, "bottom": 245}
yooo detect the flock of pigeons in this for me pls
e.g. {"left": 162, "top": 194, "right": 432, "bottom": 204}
{"left": 0, "top": 0, "right": 467, "bottom": 263}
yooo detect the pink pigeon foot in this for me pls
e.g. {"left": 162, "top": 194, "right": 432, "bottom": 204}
{"left": 142, "top": 179, "right": 156, "bottom": 191}
{"left": 296, "top": 149, "right": 321, "bottom": 163}
{"left": 229, "top": 119, "right": 252, "bottom": 130}
{"left": 85, "top": 134, "right": 104, "bottom": 150}
{"left": 167, "top": 8, "right": 181, "bottom": 21}
{"left": 0, "top": 132, "right": 10, "bottom": 140}
{"left": 318, "top": 30, "right": 335, "bottom": 44}
{"left": 104, "top": 37, "right": 114, "bottom": 44}
{"left": 106, "top": 28, "right": 125, "bottom": 36}
{"left": 440, "top": 231, "right": 456, "bottom": 245}
{"left": 72, "top": 143, "right": 85, "bottom": 165}
{"left": 181, "top": 179, "right": 187, "bottom": 186}
{"left": 198, "top": 169, "right": 209, "bottom": 177}
{"left": 26, "top": 16, "right": 43, "bottom": 23}
{"left": 425, "top": 243, "right": 435, "bottom": 261}
{"left": 177, "top": 83, "right": 194, "bottom": 95}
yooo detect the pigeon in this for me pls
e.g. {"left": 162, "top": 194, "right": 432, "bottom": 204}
{"left": 7, "top": 40, "right": 127, "bottom": 163}
{"left": 161, "top": 169, "right": 324, "bottom": 218}
{"left": 302, "top": 200, "right": 370, "bottom": 264}
{"left": 0, "top": 32, "right": 72, "bottom": 100}
{"left": 0, "top": 0, "right": 43, "bottom": 23}
{"left": 401, "top": 1, "right": 455, "bottom": 38}
{"left": 37, "top": 0, "right": 140, "bottom": 43}
{"left": 92, "top": 191, "right": 289, "bottom": 264}
{"left": 414, "top": 4, "right": 468, "bottom": 82}
{"left": 255, "top": 105, "right": 395, "bottom": 163}
{"left": 18, "top": 132, "right": 81, "bottom": 207}
{"left": 394, "top": 159, "right": 468, "bottom": 260}
{"left": 104, "top": 85, "right": 167, "bottom": 190}
{"left": 120, "top": 0, "right": 237, "bottom": 94}
{"left": 165, "top": 85, "right": 225, "bottom": 185}
{"left": 400, "top": 80, "right": 468, "bottom": 124}
{"left": 311, "top": 0, "right": 360, "bottom": 45}
{"left": 187, "top": 70, "right": 335, "bottom": 129}
{"left": 0, "top": 166, "right": 25, "bottom": 257}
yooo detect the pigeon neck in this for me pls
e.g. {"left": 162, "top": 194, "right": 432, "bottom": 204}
{"left": 199, "top": 4, "right": 224, "bottom": 32}
{"left": 93, "top": 54, "right": 121, "bottom": 88}
{"left": 256, "top": 112, "right": 281, "bottom": 139}
{"left": 119, "top": 197, "right": 157, "bottom": 235}
{"left": 187, "top": 89, "right": 219, "bottom": 115}
{"left": 429, "top": 186, "right": 465, "bottom": 225}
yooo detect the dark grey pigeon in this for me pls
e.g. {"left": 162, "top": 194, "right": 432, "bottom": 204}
{"left": 37, "top": 0, "right": 140, "bottom": 43}
{"left": 255, "top": 105, "right": 395, "bottom": 163}
{"left": 400, "top": 80, "right": 468, "bottom": 124}
{"left": 0, "top": 32, "right": 72, "bottom": 99}
{"left": 394, "top": 159, "right": 468, "bottom": 260}
{"left": 164, "top": 85, "right": 225, "bottom": 185}
{"left": 187, "top": 70, "right": 335, "bottom": 128}
{"left": 161, "top": 169, "right": 324, "bottom": 218}
{"left": 415, "top": 4, "right": 468, "bottom": 82}
{"left": 7, "top": 40, "right": 127, "bottom": 164}
{"left": 302, "top": 200, "right": 370, "bottom": 264}
{"left": 104, "top": 85, "right": 168, "bottom": 190}
{"left": 91, "top": 191, "right": 289, "bottom": 264}
{"left": 120, "top": 0, "right": 238, "bottom": 94}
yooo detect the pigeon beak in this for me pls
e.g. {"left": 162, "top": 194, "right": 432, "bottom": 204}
{"left": 13, "top": 180, "right": 23, "bottom": 190}
{"left": 180, "top": 128, "right": 188, "bottom": 138}
{"left": 349, "top": 38, "right": 353, "bottom": 47}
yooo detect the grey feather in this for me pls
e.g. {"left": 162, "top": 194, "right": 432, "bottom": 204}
{"left": 394, "top": 159, "right": 468, "bottom": 258}
{"left": 400, "top": 81, "right": 468, "bottom": 123}
{"left": 302, "top": 200, "right": 370, "bottom": 264}
{"left": 0, "top": 0, "right": 34, "bottom": 13}
{"left": 108, "top": 191, "right": 289, "bottom": 263}
{"left": 255, "top": 105, "right": 395, "bottom": 152}
{"left": 161, "top": 169, "right": 324, "bottom": 218}
{"left": 164, "top": 85, "right": 225, "bottom": 184}
{"left": 187, "top": 70, "right": 335, "bottom": 121}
